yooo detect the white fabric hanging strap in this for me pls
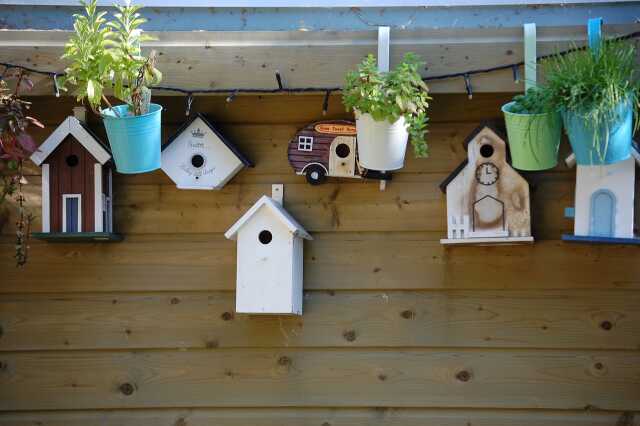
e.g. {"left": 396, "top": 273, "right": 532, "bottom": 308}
{"left": 523, "top": 23, "right": 537, "bottom": 91}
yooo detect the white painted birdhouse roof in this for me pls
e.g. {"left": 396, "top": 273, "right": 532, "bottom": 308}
{"left": 224, "top": 195, "right": 312, "bottom": 240}
{"left": 30, "top": 116, "right": 111, "bottom": 166}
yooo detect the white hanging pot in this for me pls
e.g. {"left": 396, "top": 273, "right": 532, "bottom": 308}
{"left": 355, "top": 111, "right": 409, "bottom": 171}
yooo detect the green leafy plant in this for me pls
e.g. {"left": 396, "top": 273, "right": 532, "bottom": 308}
{"left": 505, "top": 87, "right": 552, "bottom": 115}
{"left": 343, "top": 53, "right": 431, "bottom": 157}
{"left": 60, "top": 0, "right": 162, "bottom": 117}
{"left": 542, "top": 38, "right": 639, "bottom": 157}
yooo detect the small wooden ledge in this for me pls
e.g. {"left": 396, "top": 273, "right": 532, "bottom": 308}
{"left": 561, "top": 234, "right": 640, "bottom": 246}
{"left": 440, "top": 236, "right": 534, "bottom": 246}
{"left": 31, "top": 232, "right": 124, "bottom": 242}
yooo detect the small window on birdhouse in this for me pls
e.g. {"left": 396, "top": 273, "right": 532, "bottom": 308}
{"left": 298, "top": 136, "right": 313, "bottom": 152}
{"left": 258, "top": 230, "right": 273, "bottom": 244}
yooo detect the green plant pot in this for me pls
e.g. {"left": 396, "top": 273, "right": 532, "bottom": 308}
{"left": 502, "top": 102, "right": 562, "bottom": 171}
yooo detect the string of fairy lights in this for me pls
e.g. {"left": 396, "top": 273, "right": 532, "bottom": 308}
{"left": 1, "top": 29, "right": 639, "bottom": 116}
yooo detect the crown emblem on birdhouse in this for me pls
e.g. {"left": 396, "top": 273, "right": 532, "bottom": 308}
{"left": 191, "top": 128, "right": 205, "bottom": 138}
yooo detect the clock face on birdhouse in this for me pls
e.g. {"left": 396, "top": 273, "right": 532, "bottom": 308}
{"left": 475, "top": 162, "right": 499, "bottom": 185}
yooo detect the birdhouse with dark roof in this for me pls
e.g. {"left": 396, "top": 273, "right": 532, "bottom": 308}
{"left": 440, "top": 124, "right": 533, "bottom": 245}
{"left": 161, "top": 113, "right": 253, "bottom": 190}
{"left": 30, "top": 107, "right": 121, "bottom": 242}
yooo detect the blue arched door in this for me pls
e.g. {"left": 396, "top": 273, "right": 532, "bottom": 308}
{"left": 589, "top": 190, "right": 616, "bottom": 237}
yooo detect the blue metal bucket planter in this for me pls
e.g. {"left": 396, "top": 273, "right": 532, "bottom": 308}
{"left": 562, "top": 99, "right": 633, "bottom": 165}
{"left": 101, "top": 103, "right": 163, "bottom": 174}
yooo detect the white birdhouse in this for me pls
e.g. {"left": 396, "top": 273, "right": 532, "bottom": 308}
{"left": 440, "top": 124, "right": 534, "bottom": 245}
{"left": 225, "top": 185, "right": 312, "bottom": 315}
{"left": 162, "top": 113, "right": 252, "bottom": 190}
{"left": 562, "top": 141, "right": 640, "bottom": 244}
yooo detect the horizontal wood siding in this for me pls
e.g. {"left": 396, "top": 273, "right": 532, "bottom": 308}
{"left": 0, "top": 93, "right": 639, "bottom": 425}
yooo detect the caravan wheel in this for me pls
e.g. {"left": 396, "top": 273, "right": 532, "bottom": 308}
{"left": 305, "top": 165, "right": 327, "bottom": 185}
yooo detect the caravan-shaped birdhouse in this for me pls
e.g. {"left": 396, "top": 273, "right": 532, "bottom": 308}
{"left": 440, "top": 124, "right": 533, "bottom": 245}
{"left": 162, "top": 113, "right": 252, "bottom": 190}
{"left": 30, "top": 108, "right": 120, "bottom": 241}
{"left": 225, "top": 185, "right": 312, "bottom": 315}
{"left": 288, "top": 121, "right": 391, "bottom": 185}
{"left": 562, "top": 142, "right": 640, "bottom": 244}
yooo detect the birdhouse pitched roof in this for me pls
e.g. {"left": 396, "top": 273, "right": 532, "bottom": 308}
{"left": 564, "top": 140, "right": 640, "bottom": 168}
{"left": 439, "top": 122, "right": 508, "bottom": 193}
{"left": 225, "top": 195, "right": 312, "bottom": 241}
{"left": 162, "top": 112, "right": 253, "bottom": 167}
{"left": 30, "top": 116, "right": 111, "bottom": 166}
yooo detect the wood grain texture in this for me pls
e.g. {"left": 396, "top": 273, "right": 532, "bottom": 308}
{"left": 3, "top": 92, "right": 640, "bottom": 420}
{"left": 1, "top": 349, "right": 639, "bottom": 410}
{"left": 2, "top": 234, "right": 640, "bottom": 293}
{"left": 1, "top": 408, "right": 637, "bottom": 426}
{"left": 1, "top": 290, "right": 638, "bottom": 351}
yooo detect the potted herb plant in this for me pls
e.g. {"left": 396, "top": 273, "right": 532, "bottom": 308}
{"left": 543, "top": 38, "right": 639, "bottom": 165}
{"left": 501, "top": 87, "right": 562, "bottom": 170}
{"left": 343, "top": 53, "right": 430, "bottom": 171}
{"left": 61, "top": 0, "right": 163, "bottom": 174}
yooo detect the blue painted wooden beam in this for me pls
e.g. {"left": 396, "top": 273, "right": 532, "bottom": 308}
{"left": 1, "top": 4, "right": 638, "bottom": 32}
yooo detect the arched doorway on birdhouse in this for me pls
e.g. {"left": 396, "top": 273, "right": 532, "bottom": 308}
{"left": 329, "top": 136, "right": 356, "bottom": 177}
{"left": 590, "top": 189, "right": 616, "bottom": 237}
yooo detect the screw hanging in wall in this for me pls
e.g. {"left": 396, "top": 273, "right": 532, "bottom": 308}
{"left": 512, "top": 65, "right": 520, "bottom": 84}
{"left": 226, "top": 89, "right": 238, "bottom": 104}
{"left": 463, "top": 73, "right": 473, "bottom": 100}
{"left": 185, "top": 93, "right": 194, "bottom": 116}
{"left": 52, "top": 73, "right": 60, "bottom": 98}
{"left": 275, "top": 71, "right": 284, "bottom": 90}
{"left": 322, "top": 90, "right": 331, "bottom": 116}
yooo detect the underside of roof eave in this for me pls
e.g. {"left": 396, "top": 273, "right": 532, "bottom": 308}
{"left": 3, "top": 20, "right": 639, "bottom": 95}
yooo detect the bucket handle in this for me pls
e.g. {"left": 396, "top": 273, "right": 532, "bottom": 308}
{"left": 523, "top": 23, "right": 536, "bottom": 91}
{"left": 588, "top": 17, "right": 603, "bottom": 56}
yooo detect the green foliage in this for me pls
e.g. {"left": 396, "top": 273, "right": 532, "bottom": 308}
{"left": 343, "top": 53, "right": 431, "bottom": 158}
{"left": 60, "top": 0, "right": 162, "bottom": 116}
{"left": 506, "top": 87, "right": 552, "bottom": 115}
{"left": 542, "top": 38, "right": 639, "bottom": 156}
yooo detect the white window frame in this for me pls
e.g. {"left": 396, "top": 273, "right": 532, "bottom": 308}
{"left": 62, "top": 194, "right": 82, "bottom": 233}
{"left": 298, "top": 136, "right": 314, "bottom": 152}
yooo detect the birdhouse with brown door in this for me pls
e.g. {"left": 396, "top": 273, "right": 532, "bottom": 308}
{"left": 30, "top": 108, "right": 121, "bottom": 242}
{"left": 440, "top": 124, "right": 533, "bottom": 245}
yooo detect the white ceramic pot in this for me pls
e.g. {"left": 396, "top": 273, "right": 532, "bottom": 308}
{"left": 355, "top": 111, "right": 409, "bottom": 171}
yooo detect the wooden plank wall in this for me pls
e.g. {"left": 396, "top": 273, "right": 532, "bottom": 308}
{"left": 0, "top": 94, "right": 639, "bottom": 426}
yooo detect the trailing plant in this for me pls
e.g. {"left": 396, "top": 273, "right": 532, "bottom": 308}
{"left": 60, "top": 0, "right": 162, "bottom": 117}
{"left": 542, "top": 38, "right": 640, "bottom": 158}
{"left": 505, "top": 87, "right": 553, "bottom": 115}
{"left": 343, "top": 53, "right": 431, "bottom": 157}
{"left": 0, "top": 70, "right": 42, "bottom": 266}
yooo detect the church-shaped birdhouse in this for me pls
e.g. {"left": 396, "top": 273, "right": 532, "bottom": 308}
{"left": 225, "top": 185, "right": 312, "bottom": 315}
{"left": 30, "top": 108, "right": 121, "bottom": 241}
{"left": 440, "top": 124, "right": 533, "bottom": 245}
{"left": 562, "top": 141, "right": 640, "bottom": 244}
{"left": 162, "top": 113, "right": 252, "bottom": 190}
